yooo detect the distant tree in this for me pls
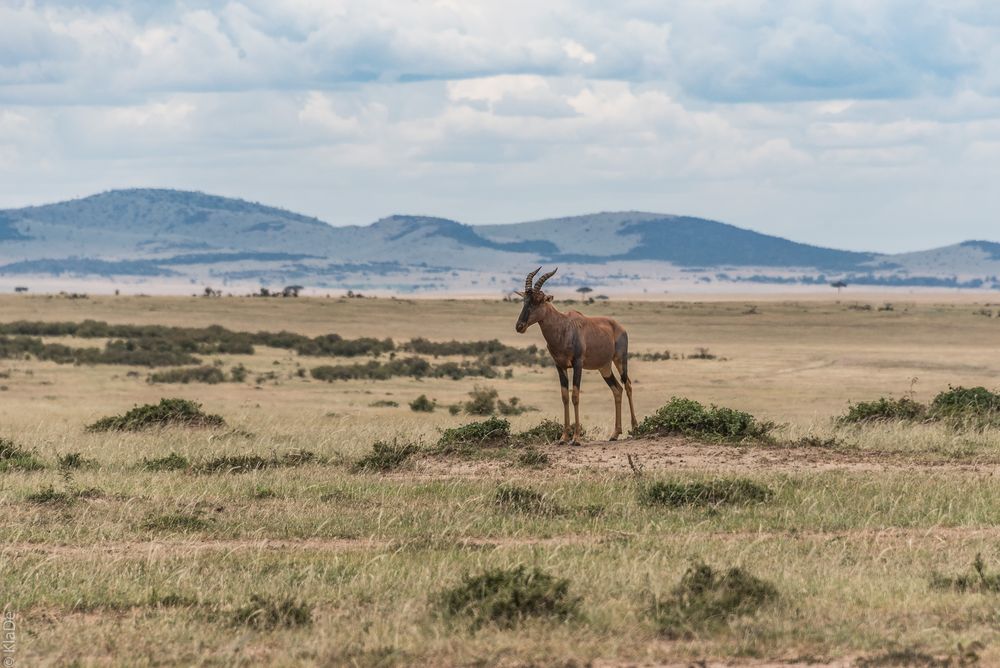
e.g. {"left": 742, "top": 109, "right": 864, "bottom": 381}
{"left": 282, "top": 285, "right": 303, "bottom": 298}
{"left": 831, "top": 280, "right": 847, "bottom": 294}
{"left": 576, "top": 286, "right": 593, "bottom": 295}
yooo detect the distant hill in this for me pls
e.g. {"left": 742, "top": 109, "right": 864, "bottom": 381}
{"left": 0, "top": 189, "right": 997, "bottom": 292}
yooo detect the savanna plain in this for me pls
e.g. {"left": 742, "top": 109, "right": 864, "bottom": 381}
{"left": 4, "top": 293, "right": 1000, "bottom": 667}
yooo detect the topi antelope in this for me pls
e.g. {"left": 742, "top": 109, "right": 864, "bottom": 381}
{"left": 514, "top": 267, "right": 637, "bottom": 444}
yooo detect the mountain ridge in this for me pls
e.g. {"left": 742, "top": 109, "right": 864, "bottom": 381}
{"left": 0, "top": 189, "right": 996, "bottom": 292}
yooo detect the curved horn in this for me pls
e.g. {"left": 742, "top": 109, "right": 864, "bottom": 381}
{"left": 524, "top": 267, "right": 541, "bottom": 293}
{"left": 534, "top": 267, "right": 558, "bottom": 291}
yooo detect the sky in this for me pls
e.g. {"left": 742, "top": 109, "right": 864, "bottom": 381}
{"left": 1, "top": 1, "right": 999, "bottom": 253}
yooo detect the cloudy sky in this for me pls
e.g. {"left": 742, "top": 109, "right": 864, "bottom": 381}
{"left": 1, "top": 1, "right": 998, "bottom": 252}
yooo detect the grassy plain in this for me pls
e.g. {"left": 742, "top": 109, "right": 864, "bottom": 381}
{"left": 2, "top": 293, "right": 1000, "bottom": 666}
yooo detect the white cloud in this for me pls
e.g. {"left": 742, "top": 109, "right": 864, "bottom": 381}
{"left": 0, "top": 1, "right": 999, "bottom": 252}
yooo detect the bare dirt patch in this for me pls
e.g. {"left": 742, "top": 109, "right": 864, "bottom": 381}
{"left": 414, "top": 436, "right": 993, "bottom": 478}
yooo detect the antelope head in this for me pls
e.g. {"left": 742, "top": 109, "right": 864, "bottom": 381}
{"left": 514, "top": 267, "right": 557, "bottom": 333}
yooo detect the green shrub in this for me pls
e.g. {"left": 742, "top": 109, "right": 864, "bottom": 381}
{"left": 639, "top": 479, "right": 773, "bottom": 507}
{"left": 931, "top": 553, "right": 1000, "bottom": 593}
{"left": 840, "top": 397, "right": 926, "bottom": 424}
{"left": 352, "top": 439, "right": 420, "bottom": 473}
{"left": 929, "top": 386, "right": 1000, "bottom": 429}
{"left": 87, "top": 398, "right": 226, "bottom": 432}
{"left": 514, "top": 419, "right": 568, "bottom": 445}
{"left": 233, "top": 595, "right": 312, "bottom": 629}
{"left": 148, "top": 366, "right": 226, "bottom": 384}
{"left": 463, "top": 386, "right": 498, "bottom": 415}
{"left": 634, "top": 397, "right": 774, "bottom": 443}
{"left": 498, "top": 396, "right": 536, "bottom": 415}
{"left": 648, "top": 562, "right": 778, "bottom": 637}
{"left": 230, "top": 364, "right": 248, "bottom": 382}
{"left": 435, "top": 566, "right": 579, "bottom": 629}
{"left": 436, "top": 417, "right": 511, "bottom": 451}
{"left": 0, "top": 439, "right": 44, "bottom": 472}
{"left": 409, "top": 395, "right": 435, "bottom": 412}
{"left": 370, "top": 399, "right": 399, "bottom": 408}
{"left": 142, "top": 453, "right": 190, "bottom": 472}
{"left": 839, "top": 386, "right": 1000, "bottom": 430}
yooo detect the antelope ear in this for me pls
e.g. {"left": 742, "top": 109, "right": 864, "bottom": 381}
{"left": 545, "top": 294, "right": 554, "bottom": 302}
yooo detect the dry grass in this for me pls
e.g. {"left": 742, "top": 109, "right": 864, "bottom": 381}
{"left": 4, "top": 295, "right": 1000, "bottom": 665}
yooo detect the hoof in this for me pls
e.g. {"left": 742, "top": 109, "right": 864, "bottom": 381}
{"left": 609, "top": 434, "right": 620, "bottom": 442}
{"left": 569, "top": 440, "right": 581, "bottom": 447}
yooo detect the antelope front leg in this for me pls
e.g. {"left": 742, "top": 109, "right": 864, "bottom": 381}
{"left": 557, "top": 367, "right": 571, "bottom": 443}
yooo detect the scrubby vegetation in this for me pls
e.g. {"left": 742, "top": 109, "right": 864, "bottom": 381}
{"left": 494, "top": 484, "right": 559, "bottom": 515}
{"left": 26, "top": 485, "right": 103, "bottom": 505}
{"left": 436, "top": 417, "right": 511, "bottom": 452}
{"left": 141, "top": 453, "right": 190, "bottom": 472}
{"left": 402, "top": 338, "right": 550, "bottom": 366}
{"left": 232, "top": 595, "right": 313, "bottom": 630}
{"left": 352, "top": 440, "right": 420, "bottom": 473}
{"left": 931, "top": 554, "right": 1000, "bottom": 593}
{"left": 0, "top": 438, "right": 44, "bottom": 472}
{"left": 311, "top": 357, "right": 497, "bottom": 382}
{"left": 634, "top": 397, "right": 775, "bottom": 443}
{"left": 196, "top": 450, "right": 316, "bottom": 474}
{"left": 409, "top": 394, "right": 435, "bottom": 412}
{"left": 840, "top": 386, "right": 1000, "bottom": 430}
{"left": 514, "top": 419, "right": 567, "bottom": 445}
{"left": 453, "top": 386, "right": 536, "bottom": 416}
{"left": 148, "top": 365, "right": 227, "bottom": 384}
{"left": 840, "top": 397, "right": 927, "bottom": 424}
{"left": 929, "top": 386, "right": 1000, "bottom": 429}
{"left": 87, "top": 399, "right": 226, "bottom": 432}
{"left": 141, "top": 512, "right": 211, "bottom": 532}
{"left": 647, "top": 562, "right": 778, "bottom": 638}
{"left": 639, "top": 478, "right": 774, "bottom": 507}
{"left": 0, "top": 321, "right": 552, "bottom": 370}
{"left": 435, "top": 566, "right": 579, "bottom": 629}
{"left": 57, "top": 452, "right": 97, "bottom": 470}
{"left": 0, "top": 334, "right": 200, "bottom": 367}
